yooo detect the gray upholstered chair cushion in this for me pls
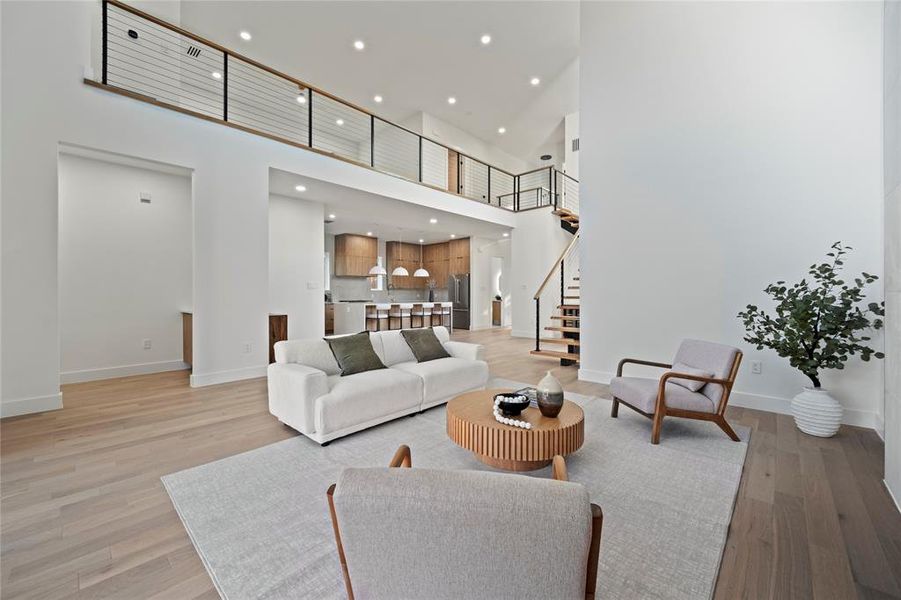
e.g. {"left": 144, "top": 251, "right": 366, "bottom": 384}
{"left": 333, "top": 467, "right": 593, "bottom": 599}
{"left": 669, "top": 362, "right": 713, "bottom": 392}
{"left": 609, "top": 376, "right": 716, "bottom": 414}
{"left": 672, "top": 339, "right": 739, "bottom": 405}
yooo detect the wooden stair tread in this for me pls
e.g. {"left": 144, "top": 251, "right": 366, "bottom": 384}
{"left": 540, "top": 338, "right": 581, "bottom": 346}
{"left": 545, "top": 326, "right": 580, "bottom": 333}
{"left": 551, "top": 315, "right": 579, "bottom": 321}
{"left": 563, "top": 295, "right": 580, "bottom": 300}
{"left": 567, "top": 285, "right": 580, "bottom": 289}
{"left": 558, "top": 304, "right": 580, "bottom": 309}
{"left": 531, "top": 349, "right": 581, "bottom": 361}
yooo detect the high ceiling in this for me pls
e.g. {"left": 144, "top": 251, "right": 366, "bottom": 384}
{"left": 179, "top": 1, "right": 579, "bottom": 166}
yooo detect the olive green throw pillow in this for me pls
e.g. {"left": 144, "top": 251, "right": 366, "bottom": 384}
{"left": 325, "top": 332, "right": 386, "bottom": 377}
{"left": 401, "top": 328, "right": 451, "bottom": 363}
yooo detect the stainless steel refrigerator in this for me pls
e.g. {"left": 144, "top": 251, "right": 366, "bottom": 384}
{"left": 447, "top": 274, "right": 471, "bottom": 330}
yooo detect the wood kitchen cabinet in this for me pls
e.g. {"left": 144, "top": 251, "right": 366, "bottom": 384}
{"left": 449, "top": 237, "right": 471, "bottom": 275}
{"left": 334, "top": 234, "right": 378, "bottom": 277}
{"left": 386, "top": 241, "right": 421, "bottom": 289}
{"left": 325, "top": 303, "right": 335, "bottom": 335}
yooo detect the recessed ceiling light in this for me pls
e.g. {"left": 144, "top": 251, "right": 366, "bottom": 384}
{"left": 419, "top": 239, "right": 425, "bottom": 243}
{"left": 530, "top": 77, "right": 540, "bottom": 86}
{"left": 447, "top": 97, "right": 456, "bottom": 105}
{"left": 429, "top": 218, "right": 437, "bottom": 224}
{"left": 480, "top": 34, "right": 491, "bottom": 45}
{"left": 353, "top": 40, "right": 365, "bottom": 51}
{"left": 296, "top": 94, "right": 306, "bottom": 104}
{"left": 211, "top": 71, "right": 222, "bottom": 80}
{"left": 295, "top": 185, "right": 306, "bottom": 192}
{"left": 373, "top": 95, "right": 383, "bottom": 103}
{"left": 366, "top": 231, "right": 373, "bottom": 236}
{"left": 328, "top": 213, "right": 336, "bottom": 219}
{"left": 503, "top": 232, "right": 509, "bottom": 237}
{"left": 239, "top": 31, "right": 252, "bottom": 41}
{"left": 450, "top": 234, "right": 456, "bottom": 238}
{"left": 335, "top": 119, "right": 344, "bottom": 126}
{"left": 497, "top": 127, "right": 506, "bottom": 134}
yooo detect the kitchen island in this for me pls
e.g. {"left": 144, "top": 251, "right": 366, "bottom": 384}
{"left": 331, "top": 302, "right": 454, "bottom": 335}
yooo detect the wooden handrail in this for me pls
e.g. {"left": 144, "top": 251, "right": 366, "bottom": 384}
{"left": 104, "top": 0, "right": 518, "bottom": 178}
{"left": 534, "top": 231, "right": 580, "bottom": 300}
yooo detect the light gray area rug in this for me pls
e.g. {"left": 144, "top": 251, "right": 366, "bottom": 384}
{"left": 162, "top": 378, "right": 749, "bottom": 600}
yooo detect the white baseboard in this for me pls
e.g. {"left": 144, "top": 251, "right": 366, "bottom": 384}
{"left": 60, "top": 360, "right": 189, "bottom": 384}
{"left": 577, "top": 369, "right": 878, "bottom": 429}
{"left": 1, "top": 392, "right": 63, "bottom": 418}
{"left": 875, "top": 413, "right": 886, "bottom": 441}
{"left": 578, "top": 368, "right": 613, "bottom": 384}
{"left": 190, "top": 365, "right": 267, "bottom": 387}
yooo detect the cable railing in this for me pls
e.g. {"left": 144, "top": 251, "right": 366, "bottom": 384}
{"left": 94, "top": 0, "right": 579, "bottom": 214}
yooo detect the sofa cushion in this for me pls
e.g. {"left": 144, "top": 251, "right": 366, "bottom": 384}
{"left": 325, "top": 332, "right": 386, "bottom": 377}
{"left": 274, "top": 338, "right": 340, "bottom": 375}
{"left": 370, "top": 330, "right": 416, "bottom": 367}
{"left": 610, "top": 376, "right": 715, "bottom": 414}
{"left": 669, "top": 362, "right": 713, "bottom": 392}
{"left": 393, "top": 357, "right": 489, "bottom": 405}
{"left": 316, "top": 368, "right": 421, "bottom": 434}
{"left": 401, "top": 328, "right": 451, "bottom": 362}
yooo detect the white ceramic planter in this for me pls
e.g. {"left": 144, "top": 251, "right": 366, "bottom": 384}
{"left": 790, "top": 387, "right": 842, "bottom": 437}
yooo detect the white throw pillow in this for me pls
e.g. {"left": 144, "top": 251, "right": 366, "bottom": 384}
{"left": 667, "top": 362, "right": 713, "bottom": 392}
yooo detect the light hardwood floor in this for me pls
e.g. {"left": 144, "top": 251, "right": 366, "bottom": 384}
{"left": 1, "top": 328, "right": 899, "bottom": 599}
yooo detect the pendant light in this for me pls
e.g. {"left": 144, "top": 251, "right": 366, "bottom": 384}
{"left": 414, "top": 239, "right": 430, "bottom": 278}
{"left": 392, "top": 228, "right": 409, "bottom": 277}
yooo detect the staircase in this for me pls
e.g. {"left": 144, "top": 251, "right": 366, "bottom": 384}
{"left": 553, "top": 208, "right": 579, "bottom": 234}
{"left": 530, "top": 231, "right": 580, "bottom": 366}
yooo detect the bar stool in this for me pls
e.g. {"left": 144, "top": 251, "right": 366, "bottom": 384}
{"left": 412, "top": 303, "right": 432, "bottom": 328}
{"left": 438, "top": 302, "right": 453, "bottom": 329}
{"left": 366, "top": 304, "right": 391, "bottom": 331}
{"left": 395, "top": 303, "right": 413, "bottom": 329}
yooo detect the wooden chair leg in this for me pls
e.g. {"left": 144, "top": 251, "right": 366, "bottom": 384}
{"left": 651, "top": 411, "right": 664, "bottom": 444}
{"left": 716, "top": 416, "right": 740, "bottom": 442}
{"left": 611, "top": 398, "right": 619, "bottom": 418}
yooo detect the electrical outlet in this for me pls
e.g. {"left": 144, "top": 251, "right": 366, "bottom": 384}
{"left": 242, "top": 343, "right": 252, "bottom": 354}
{"left": 142, "top": 338, "right": 152, "bottom": 350}
{"left": 751, "top": 360, "right": 762, "bottom": 374}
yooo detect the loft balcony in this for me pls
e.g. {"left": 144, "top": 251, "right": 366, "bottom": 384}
{"left": 88, "top": 0, "right": 578, "bottom": 216}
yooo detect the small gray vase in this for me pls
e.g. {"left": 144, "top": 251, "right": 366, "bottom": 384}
{"left": 537, "top": 371, "right": 564, "bottom": 418}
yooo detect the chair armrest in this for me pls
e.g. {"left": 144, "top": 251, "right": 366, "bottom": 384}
{"left": 655, "top": 371, "right": 732, "bottom": 413}
{"left": 267, "top": 363, "right": 329, "bottom": 434}
{"left": 552, "top": 455, "right": 568, "bottom": 481}
{"left": 616, "top": 358, "right": 672, "bottom": 377}
{"left": 388, "top": 445, "right": 412, "bottom": 468}
{"left": 443, "top": 340, "right": 485, "bottom": 361}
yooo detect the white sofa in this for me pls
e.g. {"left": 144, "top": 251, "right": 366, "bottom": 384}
{"left": 268, "top": 326, "right": 488, "bottom": 444}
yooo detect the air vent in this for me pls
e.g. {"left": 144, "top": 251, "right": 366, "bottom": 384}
{"left": 187, "top": 45, "right": 201, "bottom": 58}
{"left": 572, "top": 138, "right": 580, "bottom": 152}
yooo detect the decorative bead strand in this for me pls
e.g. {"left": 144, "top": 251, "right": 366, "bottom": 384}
{"left": 493, "top": 397, "right": 532, "bottom": 429}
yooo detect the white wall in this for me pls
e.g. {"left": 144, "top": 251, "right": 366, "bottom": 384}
{"left": 268, "top": 193, "right": 325, "bottom": 340}
{"left": 579, "top": 2, "right": 885, "bottom": 428}
{"left": 510, "top": 208, "right": 572, "bottom": 338}
{"left": 58, "top": 152, "right": 192, "bottom": 382}
{"left": 564, "top": 111, "right": 579, "bottom": 180}
{"left": 470, "top": 237, "right": 511, "bottom": 330}
{"left": 884, "top": 0, "right": 901, "bottom": 508}
{"left": 0, "top": 0, "right": 514, "bottom": 416}
{"left": 415, "top": 113, "right": 530, "bottom": 175}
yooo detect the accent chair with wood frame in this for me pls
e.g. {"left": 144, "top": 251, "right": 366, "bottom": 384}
{"left": 326, "top": 445, "right": 604, "bottom": 600}
{"left": 609, "top": 339, "right": 743, "bottom": 445}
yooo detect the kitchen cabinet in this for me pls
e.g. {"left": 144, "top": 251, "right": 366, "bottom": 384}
{"left": 449, "top": 237, "right": 471, "bottom": 275}
{"left": 334, "top": 234, "right": 378, "bottom": 277}
{"left": 386, "top": 241, "right": 421, "bottom": 289}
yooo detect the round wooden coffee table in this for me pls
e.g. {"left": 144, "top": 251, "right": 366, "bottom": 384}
{"left": 446, "top": 389, "right": 585, "bottom": 472}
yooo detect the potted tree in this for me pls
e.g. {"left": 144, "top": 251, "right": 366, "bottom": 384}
{"left": 738, "top": 242, "right": 884, "bottom": 437}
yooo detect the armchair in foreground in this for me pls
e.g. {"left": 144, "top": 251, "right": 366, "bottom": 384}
{"left": 609, "top": 339, "right": 743, "bottom": 444}
{"left": 326, "top": 445, "right": 603, "bottom": 600}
